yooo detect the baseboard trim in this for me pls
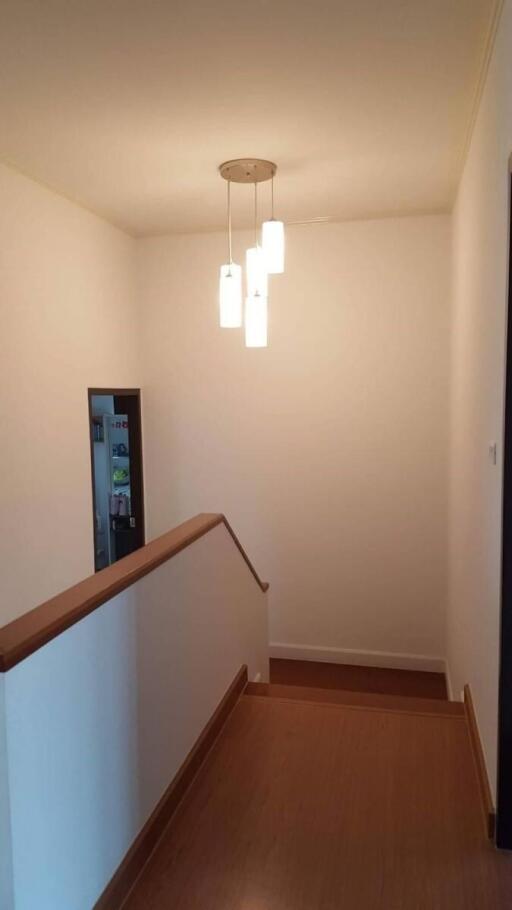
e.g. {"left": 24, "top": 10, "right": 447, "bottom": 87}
{"left": 269, "top": 642, "right": 445, "bottom": 674}
{"left": 463, "top": 684, "right": 496, "bottom": 840}
{"left": 94, "top": 664, "right": 248, "bottom": 909}
{"left": 444, "top": 662, "right": 455, "bottom": 701}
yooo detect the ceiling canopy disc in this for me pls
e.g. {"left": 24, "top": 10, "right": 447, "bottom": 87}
{"left": 219, "top": 158, "right": 277, "bottom": 184}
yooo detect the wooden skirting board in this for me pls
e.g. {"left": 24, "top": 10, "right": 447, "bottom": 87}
{"left": 464, "top": 684, "right": 496, "bottom": 839}
{"left": 94, "top": 664, "right": 248, "bottom": 910}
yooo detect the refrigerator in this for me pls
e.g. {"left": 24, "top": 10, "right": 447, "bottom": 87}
{"left": 93, "top": 414, "right": 133, "bottom": 569}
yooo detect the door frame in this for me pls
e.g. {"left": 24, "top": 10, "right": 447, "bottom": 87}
{"left": 87, "top": 387, "right": 145, "bottom": 569}
{"left": 498, "top": 172, "right": 512, "bottom": 849}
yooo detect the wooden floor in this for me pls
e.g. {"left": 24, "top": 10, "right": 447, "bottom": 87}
{"left": 124, "top": 693, "right": 512, "bottom": 910}
{"left": 245, "top": 681, "right": 465, "bottom": 716}
{"left": 270, "top": 657, "right": 448, "bottom": 699}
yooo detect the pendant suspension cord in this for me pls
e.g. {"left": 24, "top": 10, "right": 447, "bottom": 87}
{"left": 271, "top": 175, "right": 274, "bottom": 221}
{"left": 254, "top": 181, "right": 258, "bottom": 247}
{"left": 227, "top": 179, "right": 232, "bottom": 267}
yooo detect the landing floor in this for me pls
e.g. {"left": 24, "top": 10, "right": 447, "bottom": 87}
{"left": 124, "top": 694, "right": 512, "bottom": 910}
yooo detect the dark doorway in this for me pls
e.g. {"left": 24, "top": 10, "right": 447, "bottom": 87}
{"left": 88, "top": 388, "right": 145, "bottom": 571}
{"left": 498, "top": 177, "right": 512, "bottom": 849}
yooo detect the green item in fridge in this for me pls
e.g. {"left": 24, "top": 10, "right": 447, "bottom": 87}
{"left": 113, "top": 467, "right": 129, "bottom": 485}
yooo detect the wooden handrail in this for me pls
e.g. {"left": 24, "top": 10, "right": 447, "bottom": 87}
{"left": 0, "top": 513, "right": 268, "bottom": 672}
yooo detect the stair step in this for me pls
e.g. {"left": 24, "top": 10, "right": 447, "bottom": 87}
{"left": 245, "top": 682, "right": 465, "bottom": 717}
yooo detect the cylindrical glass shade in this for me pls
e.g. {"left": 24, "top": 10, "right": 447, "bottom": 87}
{"left": 245, "top": 294, "right": 268, "bottom": 348}
{"left": 246, "top": 246, "right": 268, "bottom": 297}
{"left": 262, "top": 219, "right": 285, "bottom": 274}
{"left": 219, "top": 263, "right": 242, "bottom": 327}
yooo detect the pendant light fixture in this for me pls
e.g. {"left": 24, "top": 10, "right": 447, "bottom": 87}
{"left": 219, "top": 178, "right": 242, "bottom": 327}
{"left": 218, "top": 158, "right": 285, "bottom": 348}
{"left": 245, "top": 180, "right": 268, "bottom": 347}
{"left": 262, "top": 175, "right": 285, "bottom": 274}
{"left": 245, "top": 293, "right": 268, "bottom": 348}
{"left": 246, "top": 182, "right": 268, "bottom": 297}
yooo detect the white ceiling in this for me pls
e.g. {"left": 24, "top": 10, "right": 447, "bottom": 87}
{"left": 0, "top": 0, "right": 498, "bottom": 236}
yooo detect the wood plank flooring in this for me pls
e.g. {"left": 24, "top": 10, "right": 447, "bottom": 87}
{"left": 269, "top": 657, "right": 448, "bottom": 699}
{"left": 124, "top": 694, "right": 512, "bottom": 910}
{"left": 246, "top": 681, "right": 465, "bottom": 716}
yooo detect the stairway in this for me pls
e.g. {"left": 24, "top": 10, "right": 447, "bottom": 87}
{"left": 245, "top": 679, "right": 465, "bottom": 716}
{"left": 123, "top": 665, "right": 512, "bottom": 910}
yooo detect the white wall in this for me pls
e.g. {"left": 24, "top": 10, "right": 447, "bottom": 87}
{"left": 1, "top": 523, "right": 268, "bottom": 910}
{"left": 0, "top": 675, "right": 14, "bottom": 910}
{"left": 448, "top": 0, "right": 512, "bottom": 796}
{"left": 0, "top": 163, "right": 139, "bottom": 625}
{"left": 138, "top": 215, "right": 451, "bottom": 664}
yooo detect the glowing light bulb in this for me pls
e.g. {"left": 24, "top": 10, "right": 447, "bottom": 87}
{"left": 262, "top": 219, "right": 285, "bottom": 274}
{"left": 219, "top": 263, "right": 242, "bottom": 327}
{"left": 246, "top": 246, "right": 268, "bottom": 297}
{"left": 245, "top": 293, "right": 267, "bottom": 348}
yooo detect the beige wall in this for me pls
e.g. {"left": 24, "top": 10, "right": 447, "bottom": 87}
{"left": 0, "top": 163, "right": 139, "bottom": 625}
{"left": 0, "top": 161, "right": 452, "bottom": 675}
{"left": 138, "top": 215, "right": 451, "bottom": 664}
{"left": 448, "top": 0, "right": 512, "bottom": 796}
{"left": 0, "top": 0, "right": 508, "bottom": 818}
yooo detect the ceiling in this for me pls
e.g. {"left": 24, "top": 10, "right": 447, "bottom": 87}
{"left": 0, "top": 0, "right": 499, "bottom": 236}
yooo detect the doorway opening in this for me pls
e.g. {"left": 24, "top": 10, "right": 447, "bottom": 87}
{"left": 88, "top": 388, "right": 145, "bottom": 571}
{"left": 498, "top": 176, "right": 512, "bottom": 849}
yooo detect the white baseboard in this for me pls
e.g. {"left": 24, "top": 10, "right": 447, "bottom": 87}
{"left": 269, "top": 642, "right": 446, "bottom": 674}
{"left": 444, "top": 661, "right": 456, "bottom": 701}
